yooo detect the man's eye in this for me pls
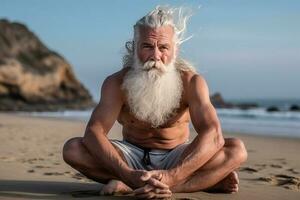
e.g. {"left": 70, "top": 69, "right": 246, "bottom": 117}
{"left": 143, "top": 45, "right": 153, "bottom": 49}
{"left": 160, "top": 46, "right": 169, "bottom": 50}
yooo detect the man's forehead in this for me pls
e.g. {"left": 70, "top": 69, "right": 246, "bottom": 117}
{"left": 138, "top": 25, "right": 175, "bottom": 42}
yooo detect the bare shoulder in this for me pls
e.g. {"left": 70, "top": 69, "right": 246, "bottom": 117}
{"left": 180, "top": 71, "right": 209, "bottom": 103}
{"left": 87, "top": 68, "right": 129, "bottom": 129}
{"left": 102, "top": 68, "right": 129, "bottom": 90}
{"left": 99, "top": 68, "right": 131, "bottom": 101}
{"left": 94, "top": 67, "right": 130, "bottom": 113}
{"left": 180, "top": 70, "right": 207, "bottom": 86}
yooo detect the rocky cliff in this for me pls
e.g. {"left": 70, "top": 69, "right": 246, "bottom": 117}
{"left": 0, "top": 19, "right": 95, "bottom": 111}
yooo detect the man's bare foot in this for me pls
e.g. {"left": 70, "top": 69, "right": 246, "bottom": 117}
{"left": 206, "top": 171, "right": 239, "bottom": 193}
{"left": 100, "top": 179, "right": 133, "bottom": 195}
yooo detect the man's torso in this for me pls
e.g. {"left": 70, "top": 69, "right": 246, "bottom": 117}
{"left": 112, "top": 68, "right": 196, "bottom": 150}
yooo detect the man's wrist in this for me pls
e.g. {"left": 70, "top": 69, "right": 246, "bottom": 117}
{"left": 118, "top": 166, "right": 134, "bottom": 181}
{"left": 164, "top": 170, "right": 178, "bottom": 187}
{"left": 167, "top": 168, "right": 184, "bottom": 185}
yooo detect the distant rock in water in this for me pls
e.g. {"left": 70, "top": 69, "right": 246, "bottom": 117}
{"left": 0, "top": 19, "right": 95, "bottom": 111}
{"left": 290, "top": 104, "right": 300, "bottom": 112}
{"left": 210, "top": 92, "right": 258, "bottom": 109}
{"left": 266, "top": 106, "right": 280, "bottom": 112}
{"left": 210, "top": 92, "right": 233, "bottom": 108}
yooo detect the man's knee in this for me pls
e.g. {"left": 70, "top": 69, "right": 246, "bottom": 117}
{"left": 225, "top": 138, "right": 248, "bottom": 165}
{"left": 62, "top": 137, "right": 83, "bottom": 166}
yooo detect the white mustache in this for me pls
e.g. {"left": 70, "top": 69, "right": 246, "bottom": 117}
{"left": 143, "top": 60, "right": 166, "bottom": 73}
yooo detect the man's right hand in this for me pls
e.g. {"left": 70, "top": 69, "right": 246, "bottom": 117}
{"left": 123, "top": 170, "right": 165, "bottom": 188}
{"left": 124, "top": 170, "right": 172, "bottom": 199}
{"left": 122, "top": 169, "right": 148, "bottom": 188}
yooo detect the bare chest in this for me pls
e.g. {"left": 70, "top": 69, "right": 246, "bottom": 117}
{"left": 117, "top": 102, "right": 190, "bottom": 130}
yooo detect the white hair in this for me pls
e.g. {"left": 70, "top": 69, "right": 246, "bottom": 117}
{"left": 134, "top": 5, "right": 192, "bottom": 46}
{"left": 123, "top": 5, "right": 196, "bottom": 72}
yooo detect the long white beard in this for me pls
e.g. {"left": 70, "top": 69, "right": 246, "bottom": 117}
{"left": 122, "top": 56, "right": 183, "bottom": 128}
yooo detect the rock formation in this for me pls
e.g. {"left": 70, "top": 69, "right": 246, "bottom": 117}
{"left": 290, "top": 105, "right": 300, "bottom": 112}
{"left": 210, "top": 92, "right": 258, "bottom": 109}
{"left": 266, "top": 106, "right": 280, "bottom": 112}
{"left": 210, "top": 92, "right": 233, "bottom": 108}
{"left": 0, "top": 19, "right": 95, "bottom": 111}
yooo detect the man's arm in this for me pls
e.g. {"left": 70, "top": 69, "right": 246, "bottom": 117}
{"left": 82, "top": 74, "right": 171, "bottom": 191}
{"left": 167, "top": 74, "right": 225, "bottom": 185}
{"left": 81, "top": 75, "right": 132, "bottom": 183}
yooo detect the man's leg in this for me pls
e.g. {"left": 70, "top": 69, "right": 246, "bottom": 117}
{"left": 63, "top": 137, "right": 132, "bottom": 194}
{"left": 170, "top": 138, "right": 247, "bottom": 193}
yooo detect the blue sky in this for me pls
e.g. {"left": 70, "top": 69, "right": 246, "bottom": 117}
{"left": 1, "top": 0, "right": 299, "bottom": 101}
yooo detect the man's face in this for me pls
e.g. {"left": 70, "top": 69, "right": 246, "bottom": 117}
{"left": 136, "top": 25, "right": 176, "bottom": 65}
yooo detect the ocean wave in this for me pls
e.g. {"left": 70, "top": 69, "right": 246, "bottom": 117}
{"left": 217, "top": 108, "right": 300, "bottom": 121}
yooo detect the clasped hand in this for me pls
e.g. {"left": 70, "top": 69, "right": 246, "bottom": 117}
{"left": 128, "top": 170, "right": 173, "bottom": 199}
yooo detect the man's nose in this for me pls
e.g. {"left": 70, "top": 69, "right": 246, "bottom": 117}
{"left": 152, "top": 46, "right": 161, "bottom": 61}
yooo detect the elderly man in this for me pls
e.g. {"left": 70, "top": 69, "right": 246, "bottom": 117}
{"left": 63, "top": 6, "right": 247, "bottom": 199}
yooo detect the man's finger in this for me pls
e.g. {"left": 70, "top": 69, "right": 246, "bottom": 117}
{"left": 154, "top": 188, "right": 172, "bottom": 194}
{"left": 147, "top": 177, "right": 169, "bottom": 189}
{"left": 150, "top": 171, "right": 162, "bottom": 180}
{"left": 140, "top": 171, "right": 151, "bottom": 181}
{"left": 133, "top": 184, "right": 154, "bottom": 195}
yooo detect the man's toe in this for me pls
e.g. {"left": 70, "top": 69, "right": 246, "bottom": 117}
{"left": 229, "top": 184, "right": 239, "bottom": 193}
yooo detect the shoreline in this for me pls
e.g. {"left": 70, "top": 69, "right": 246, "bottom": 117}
{"left": 0, "top": 113, "right": 299, "bottom": 199}
{"left": 5, "top": 111, "right": 300, "bottom": 140}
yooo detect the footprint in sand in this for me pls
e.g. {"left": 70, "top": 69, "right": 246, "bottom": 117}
{"left": 255, "top": 164, "right": 267, "bottom": 168}
{"left": 273, "top": 158, "right": 287, "bottom": 165}
{"left": 240, "top": 167, "right": 259, "bottom": 173}
{"left": 273, "top": 158, "right": 285, "bottom": 161}
{"left": 34, "top": 165, "right": 51, "bottom": 169}
{"left": 0, "top": 156, "right": 16, "bottom": 162}
{"left": 270, "top": 164, "right": 283, "bottom": 169}
{"left": 71, "top": 172, "right": 86, "bottom": 180}
{"left": 258, "top": 174, "right": 300, "bottom": 191}
{"left": 70, "top": 173, "right": 93, "bottom": 182}
{"left": 44, "top": 172, "right": 64, "bottom": 176}
{"left": 287, "top": 168, "right": 300, "bottom": 175}
{"left": 25, "top": 158, "right": 38, "bottom": 164}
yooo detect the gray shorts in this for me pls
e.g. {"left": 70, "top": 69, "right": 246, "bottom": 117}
{"left": 111, "top": 140, "right": 188, "bottom": 170}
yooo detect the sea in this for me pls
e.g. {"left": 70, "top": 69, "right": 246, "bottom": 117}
{"left": 26, "top": 98, "right": 300, "bottom": 139}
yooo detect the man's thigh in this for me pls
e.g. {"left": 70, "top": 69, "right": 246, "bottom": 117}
{"left": 174, "top": 138, "right": 244, "bottom": 171}
{"left": 111, "top": 141, "right": 129, "bottom": 164}
{"left": 110, "top": 140, "right": 146, "bottom": 170}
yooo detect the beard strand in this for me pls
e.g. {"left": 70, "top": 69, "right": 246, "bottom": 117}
{"left": 122, "top": 56, "right": 183, "bottom": 128}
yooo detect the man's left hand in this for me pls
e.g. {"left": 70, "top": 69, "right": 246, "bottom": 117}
{"left": 134, "top": 184, "right": 172, "bottom": 199}
{"left": 133, "top": 170, "right": 174, "bottom": 199}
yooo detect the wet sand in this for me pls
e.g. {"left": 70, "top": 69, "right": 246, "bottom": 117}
{"left": 0, "top": 113, "right": 299, "bottom": 199}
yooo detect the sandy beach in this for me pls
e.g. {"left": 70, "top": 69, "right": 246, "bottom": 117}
{"left": 0, "top": 113, "right": 299, "bottom": 200}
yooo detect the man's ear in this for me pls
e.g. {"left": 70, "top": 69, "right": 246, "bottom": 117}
{"left": 132, "top": 41, "right": 135, "bottom": 52}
